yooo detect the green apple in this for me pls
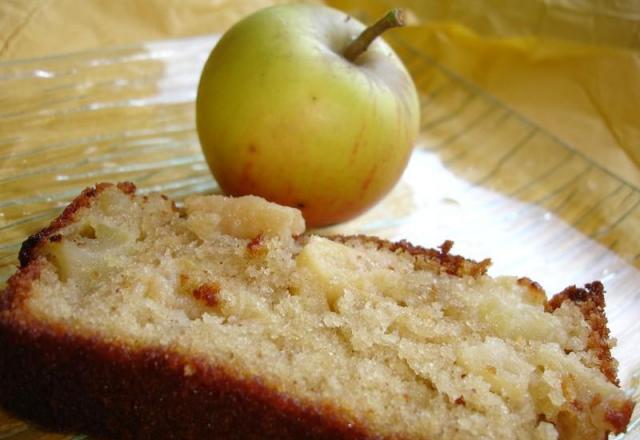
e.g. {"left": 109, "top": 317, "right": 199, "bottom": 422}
{"left": 196, "top": 4, "right": 419, "bottom": 227}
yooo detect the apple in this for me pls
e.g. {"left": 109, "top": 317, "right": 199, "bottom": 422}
{"left": 196, "top": 4, "right": 420, "bottom": 227}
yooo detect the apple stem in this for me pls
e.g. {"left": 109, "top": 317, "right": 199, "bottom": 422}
{"left": 343, "top": 9, "right": 406, "bottom": 62}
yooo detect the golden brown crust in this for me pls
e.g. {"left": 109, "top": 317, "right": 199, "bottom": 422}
{"left": 546, "top": 282, "right": 634, "bottom": 435}
{"left": 517, "top": 277, "right": 547, "bottom": 305}
{"left": 546, "top": 282, "right": 617, "bottom": 384}
{"left": 517, "top": 277, "right": 544, "bottom": 293}
{"left": 328, "top": 235, "right": 491, "bottom": 279}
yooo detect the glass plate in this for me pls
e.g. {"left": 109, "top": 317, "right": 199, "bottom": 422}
{"left": 0, "top": 34, "right": 638, "bottom": 439}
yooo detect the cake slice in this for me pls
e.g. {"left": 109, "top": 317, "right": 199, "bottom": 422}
{"left": 0, "top": 182, "right": 634, "bottom": 439}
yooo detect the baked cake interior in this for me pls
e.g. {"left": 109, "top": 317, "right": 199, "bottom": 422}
{"left": 22, "top": 186, "right": 631, "bottom": 439}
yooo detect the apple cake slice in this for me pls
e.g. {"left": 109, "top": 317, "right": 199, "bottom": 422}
{"left": 0, "top": 182, "right": 634, "bottom": 439}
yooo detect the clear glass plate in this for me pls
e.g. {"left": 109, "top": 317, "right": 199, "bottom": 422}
{"left": 0, "top": 34, "right": 638, "bottom": 439}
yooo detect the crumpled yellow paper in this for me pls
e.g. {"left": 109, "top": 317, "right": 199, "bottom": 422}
{"left": 2, "top": 0, "right": 638, "bottom": 186}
